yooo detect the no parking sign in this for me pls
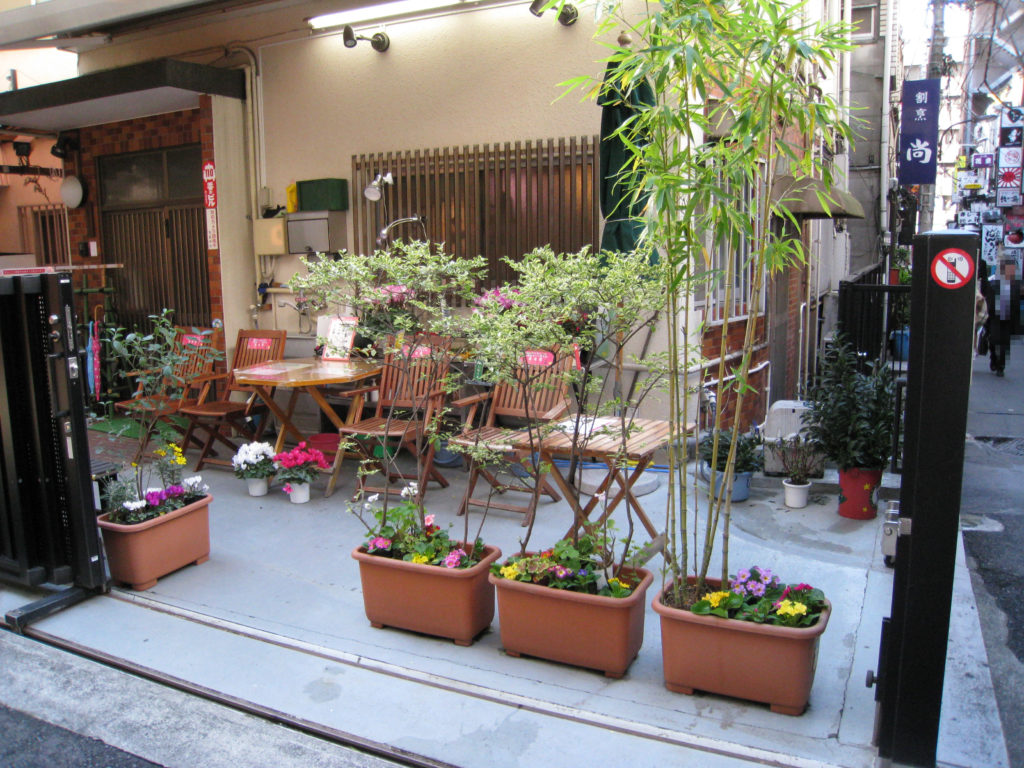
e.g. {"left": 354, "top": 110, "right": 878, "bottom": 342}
{"left": 930, "top": 248, "right": 975, "bottom": 289}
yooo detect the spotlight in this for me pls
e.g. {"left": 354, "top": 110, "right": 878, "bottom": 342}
{"left": 528, "top": 0, "right": 577, "bottom": 25}
{"left": 51, "top": 133, "right": 79, "bottom": 160}
{"left": 364, "top": 172, "right": 394, "bottom": 202}
{"left": 342, "top": 25, "right": 390, "bottom": 52}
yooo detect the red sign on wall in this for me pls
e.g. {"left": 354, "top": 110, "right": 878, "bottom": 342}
{"left": 202, "top": 161, "right": 217, "bottom": 209}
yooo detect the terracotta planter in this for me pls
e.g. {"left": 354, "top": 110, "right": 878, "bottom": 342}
{"left": 490, "top": 567, "right": 653, "bottom": 678}
{"left": 838, "top": 467, "right": 882, "bottom": 519}
{"left": 352, "top": 543, "right": 502, "bottom": 646}
{"left": 97, "top": 495, "right": 212, "bottom": 591}
{"left": 652, "top": 579, "right": 831, "bottom": 715}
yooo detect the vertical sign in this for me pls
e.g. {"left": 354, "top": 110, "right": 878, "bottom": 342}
{"left": 897, "top": 79, "right": 941, "bottom": 186}
{"left": 202, "top": 160, "right": 219, "bottom": 250}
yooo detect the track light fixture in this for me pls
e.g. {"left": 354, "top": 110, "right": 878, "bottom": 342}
{"left": 528, "top": 0, "right": 577, "bottom": 25}
{"left": 364, "top": 172, "right": 394, "bottom": 201}
{"left": 51, "top": 132, "right": 79, "bottom": 160}
{"left": 342, "top": 25, "right": 391, "bottom": 52}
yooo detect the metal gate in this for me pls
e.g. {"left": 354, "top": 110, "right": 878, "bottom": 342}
{"left": 0, "top": 272, "right": 106, "bottom": 626}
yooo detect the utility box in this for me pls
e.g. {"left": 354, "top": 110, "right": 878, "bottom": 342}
{"left": 762, "top": 399, "right": 824, "bottom": 476}
{"left": 297, "top": 178, "right": 349, "bottom": 212}
{"left": 286, "top": 210, "right": 347, "bottom": 255}
{"left": 253, "top": 218, "right": 288, "bottom": 255}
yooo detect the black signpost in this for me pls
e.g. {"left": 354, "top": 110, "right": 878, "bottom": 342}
{"left": 874, "top": 230, "right": 978, "bottom": 766}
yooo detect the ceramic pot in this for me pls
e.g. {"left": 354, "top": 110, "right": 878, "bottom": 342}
{"left": 352, "top": 544, "right": 502, "bottom": 645}
{"left": 700, "top": 462, "right": 752, "bottom": 502}
{"left": 288, "top": 482, "right": 311, "bottom": 504}
{"left": 246, "top": 477, "right": 269, "bottom": 497}
{"left": 490, "top": 567, "right": 653, "bottom": 678}
{"left": 97, "top": 494, "right": 212, "bottom": 591}
{"left": 782, "top": 479, "right": 811, "bottom": 509}
{"left": 652, "top": 578, "right": 831, "bottom": 715}
{"left": 838, "top": 467, "right": 882, "bottom": 519}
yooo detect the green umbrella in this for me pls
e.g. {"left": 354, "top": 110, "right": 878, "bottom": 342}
{"left": 598, "top": 60, "right": 655, "bottom": 258}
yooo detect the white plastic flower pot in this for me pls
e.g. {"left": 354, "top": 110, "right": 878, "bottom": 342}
{"left": 782, "top": 479, "right": 811, "bottom": 509}
{"left": 246, "top": 477, "right": 269, "bottom": 497}
{"left": 288, "top": 482, "right": 311, "bottom": 504}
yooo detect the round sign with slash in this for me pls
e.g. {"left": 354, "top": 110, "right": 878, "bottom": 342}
{"left": 930, "top": 248, "right": 975, "bottom": 289}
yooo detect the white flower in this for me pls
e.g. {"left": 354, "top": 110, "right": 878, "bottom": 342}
{"left": 182, "top": 475, "right": 208, "bottom": 494}
{"left": 368, "top": 493, "right": 380, "bottom": 503}
{"left": 123, "top": 500, "right": 147, "bottom": 511}
{"left": 401, "top": 482, "right": 419, "bottom": 498}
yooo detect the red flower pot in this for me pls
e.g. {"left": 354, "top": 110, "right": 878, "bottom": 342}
{"left": 653, "top": 578, "right": 831, "bottom": 715}
{"left": 352, "top": 543, "right": 501, "bottom": 646}
{"left": 97, "top": 494, "right": 212, "bottom": 590}
{"left": 838, "top": 467, "right": 883, "bottom": 519}
{"left": 490, "top": 567, "right": 653, "bottom": 678}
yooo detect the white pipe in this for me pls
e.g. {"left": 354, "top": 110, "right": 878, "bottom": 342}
{"left": 879, "top": 0, "right": 894, "bottom": 244}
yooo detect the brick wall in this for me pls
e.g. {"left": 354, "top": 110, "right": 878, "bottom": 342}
{"left": 63, "top": 95, "right": 221, "bottom": 332}
{"left": 700, "top": 315, "right": 769, "bottom": 430}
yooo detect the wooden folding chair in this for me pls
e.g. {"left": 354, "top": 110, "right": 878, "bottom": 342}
{"left": 178, "top": 329, "right": 287, "bottom": 470}
{"left": 337, "top": 340, "right": 452, "bottom": 502}
{"left": 114, "top": 326, "right": 222, "bottom": 455}
{"left": 448, "top": 348, "right": 573, "bottom": 526}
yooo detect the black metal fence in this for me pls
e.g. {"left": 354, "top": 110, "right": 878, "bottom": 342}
{"left": 0, "top": 272, "right": 105, "bottom": 591}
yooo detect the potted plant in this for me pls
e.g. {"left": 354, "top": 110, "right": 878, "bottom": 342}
{"left": 698, "top": 430, "right": 762, "bottom": 502}
{"left": 775, "top": 433, "right": 823, "bottom": 509}
{"left": 232, "top": 441, "right": 276, "bottom": 496}
{"left": 350, "top": 483, "right": 501, "bottom": 645}
{"left": 98, "top": 442, "right": 212, "bottom": 590}
{"left": 802, "top": 338, "right": 895, "bottom": 519}
{"left": 272, "top": 442, "right": 330, "bottom": 503}
{"left": 572, "top": 0, "right": 852, "bottom": 710}
{"left": 466, "top": 245, "right": 663, "bottom": 678}
{"left": 652, "top": 565, "right": 831, "bottom": 714}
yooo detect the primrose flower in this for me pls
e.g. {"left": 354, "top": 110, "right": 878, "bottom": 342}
{"left": 748, "top": 580, "right": 766, "bottom": 597}
{"left": 703, "top": 590, "right": 732, "bottom": 609}
{"left": 368, "top": 536, "right": 392, "bottom": 552}
{"left": 443, "top": 548, "right": 466, "bottom": 568}
{"left": 734, "top": 568, "right": 751, "bottom": 584}
{"left": 776, "top": 600, "right": 808, "bottom": 618}
{"left": 411, "top": 554, "right": 430, "bottom": 564}
{"left": 500, "top": 563, "right": 520, "bottom": 579}
{"left": 550, "top": 565, "right": 573, "bottom": 579}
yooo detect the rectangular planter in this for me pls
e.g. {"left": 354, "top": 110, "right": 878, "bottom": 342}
{"left": 352, "top": 543, "right": 502, "bottom": 646}
{"left": 652, "top": 578, "right": 831, "bottom": 715}
{"left": 490, "top": 567, "right": 653, "bottom": 678}
{"left": 97, "top": 494, "right": 212, "bottom": 591}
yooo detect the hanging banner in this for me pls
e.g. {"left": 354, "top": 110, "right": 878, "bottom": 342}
{"left": 897, "top": 79, "right": 941, "bottom": 185}
{"left": 202, "top": 161, "right": 217, "bottom": 209}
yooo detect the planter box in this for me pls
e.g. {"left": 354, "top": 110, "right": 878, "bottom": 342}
{"left": 490, "top": 567, "right": 653, "bottom": 678}
{"left": 97, "top": 495, "right": 212, "bottom": 591}
{"left": 352, "top": 543, "right": 502, "bottom": 646}
{"left": 652, "top": 578, "right": 831, "bottom": 715}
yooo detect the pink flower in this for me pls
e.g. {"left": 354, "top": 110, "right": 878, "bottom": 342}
{"left": 368, "top": 536, "right": 393, "bottom": 552}
{"left": 283, "top": 483, "right": 292, "bottom": 494}
{"left": 443, "top": 549, "right": 466, "bottom": 568}
{"left": 424, "top": 514, "right": 435, "bottom": 527}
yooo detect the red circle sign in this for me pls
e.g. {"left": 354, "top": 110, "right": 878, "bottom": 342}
{"left": 930, "top": 248, "right": 975, "bottom": 289}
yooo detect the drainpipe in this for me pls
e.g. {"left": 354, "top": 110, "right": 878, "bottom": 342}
{"left": 226, "top": 45, "right": 263, "bottom": 221}
{"left": 879, "top": 0, "right": 894, "bottom": 262}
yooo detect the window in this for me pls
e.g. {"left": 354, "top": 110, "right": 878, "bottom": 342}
{"left": 352, "top": 137, "right": 600, "bottom": 288}
{"left": 851, "top": 4, "right": 878, "bottom": 42}
{"left": 700, "top": 174, "right": 765, "bottom": 323}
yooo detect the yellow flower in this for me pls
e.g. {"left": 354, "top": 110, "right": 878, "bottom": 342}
{"left": 608, "top": 578, "right": 622, "bottom": 588}
{"left": 500, "top": 563, "right": 520, "bottom": 579}
{"left": 411, "top": 554, "right": 429, "bottom": 564}
{"left": 703, "top": 590, "right": 732, "bottom": 609}
{"left": 154, "top": 449, "right": 166, "bottom": 457}
{"left": 776, "top": 599, "right": 808, "bottom": 617}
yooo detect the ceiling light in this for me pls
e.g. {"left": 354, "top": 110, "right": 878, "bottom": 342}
{"left": 309, "top": 0, "right": 467, "bottom": 29}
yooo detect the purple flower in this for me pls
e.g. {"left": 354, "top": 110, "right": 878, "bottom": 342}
{"left": 145, "top": 489, "right": 166, "bottom": 506}
{"left": 748, "top": 580, "right": 766, "bottom": 597}
{"left": 734, "top": 568, "right": 751, "bottom": 584}
{"left": 550, "top": 565, "right": 572, "bottom": 579}
{"left": 165, "top": 485, "right": 185, "bottom": 498}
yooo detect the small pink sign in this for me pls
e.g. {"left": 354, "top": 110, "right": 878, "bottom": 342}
{"left": 182, "top": 334, "right": 202, "bottom": 347}
{"left": 247, "top": 337, "right": 272, "bottom": 350}
{"left": 400, "top": 343, "right": 432, "bottom": 359}
{"left": 520, "top": 349, "right": 555, "bottom": 366}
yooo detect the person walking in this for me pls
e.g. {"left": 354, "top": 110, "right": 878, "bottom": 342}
{"left": 984, "top": 256, "right": 1021, "bottom": 376}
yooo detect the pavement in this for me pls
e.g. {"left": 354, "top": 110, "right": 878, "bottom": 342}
{"left": 0, "top": 355, "right": 1015, "bottom": 768}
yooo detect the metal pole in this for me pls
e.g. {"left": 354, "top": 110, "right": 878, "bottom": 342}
{"left": 918, "top": 0, "right": 947, "bottom": 233}
{"left": 873, "top": 230, "right": 977, "bottom": 765}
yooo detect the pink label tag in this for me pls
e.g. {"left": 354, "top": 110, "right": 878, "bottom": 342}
{"left": 182, "top": 334, "right": 202, "bottom": 347}
{"left": 401, "top": 344, "right": 432, "bottom": 359}
{"left": 247, "top": 337, "right": 272, "bottom": 350}
{"left": 521, "top": 349, "right": 555, "bottom": 366}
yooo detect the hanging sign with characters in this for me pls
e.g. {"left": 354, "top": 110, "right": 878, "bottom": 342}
{"left": 898, "top": 79, "right": 941, "bottom": 185}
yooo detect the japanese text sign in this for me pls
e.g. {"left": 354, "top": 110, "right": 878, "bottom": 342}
{"left": 898, "top": 79, "right": 940, "bottom": 185}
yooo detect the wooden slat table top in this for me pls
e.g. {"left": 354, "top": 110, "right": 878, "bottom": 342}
{"left": 233, "top": 358, "right": 382, "bottom": 388}
{"left": 510, "top": 417, "right": 690, "bottom": 461}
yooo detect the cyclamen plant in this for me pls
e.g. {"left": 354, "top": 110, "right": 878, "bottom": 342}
{"left": 232, "top": 441, "right": 276, "bottom": 480}
{"left": 272, "top": 442, "right": 329, "bottom": 490}
{"left": 690, "top": 566, "right": 828, "bottom": 628}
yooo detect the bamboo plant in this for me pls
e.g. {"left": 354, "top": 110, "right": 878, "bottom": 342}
{"left": 563, "top": 0, "right": 854, "bottom": 604}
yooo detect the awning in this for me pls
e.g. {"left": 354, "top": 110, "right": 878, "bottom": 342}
{"left": 770, "top": 175, "right": 865, "bottom": 220}
{"left": 0, "top": 58, "right": 246, "bottom": 134}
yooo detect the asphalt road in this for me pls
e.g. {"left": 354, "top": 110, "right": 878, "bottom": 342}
{"left": 0, "top": 703, "right": 162, "bottom": 768}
